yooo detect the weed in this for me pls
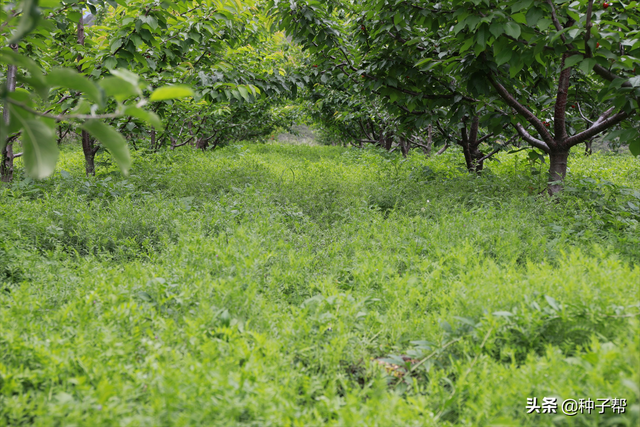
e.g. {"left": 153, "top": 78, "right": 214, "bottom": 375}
{"left": 0, "top": 143, "right": 638, "bottom": 426}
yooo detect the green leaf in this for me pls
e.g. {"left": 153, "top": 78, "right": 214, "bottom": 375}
{"left": 459, "top": 37, "right": 475, "bottom": 53}
{"left": 404, "top": 37, "right": 423, "bottom": 46}
{"left": 509, "top": 56, "right": 524, "bottom": 78}
{"left": 578, "top": 58, "right": 598, "bottom": 74}
{"left": 103, "top": 57, "right": 117, "bottom": 70}
{"left": 124, "top": 106, "right": 163, "bottom": 130}
{"left": 237, "top": 86, "right": 251, "bottom": 102}
{"left": 545, "top": 295, "right": 561, "bottom": 311}
{"left": 629, "top": 138, "right": 640, "bottom": 157}
{"left": 504, "top": 22, "right": 521, "bottom": 39}
{"left": 46, "top": 68, "right": 102, "bottom": 105}
{"left": 489, "top": 22, "right": 504, "bottom": 38}
{"left": 511, "top": 0, "right": 533, "bottom": 13}
{"left": 140, "top": 16, "right": 158, "bottom": 30}
{"left": 550, "top": 28, "right": 571, "bottom": 44}
{"left": 99, "top": 77, "right": 140, "bottom": 101}
{"left": 525, "top": 8, "right": 543, "bottom": 27}
{"left": 476, "top": 25, "right": 488, "bottom": 48}
{"left": 415, "top": 57, "right": 433, "bottom": 68}
{"left": 110, "top": 69, "right": 142, "bottom": 89}
{"left": 67, "top": 10, "right": 81, "bottom": 23}
{"left": 0, "top": 49, "right": 44, "bottom": 79}
{"left": 629, "top": 76, "right": 640, "bottom": 87}
{"left": 493, "top": 311, "right": 513, "bottom": 317}
{"left": 511, "top": 13, "right": 527, "bottom": 25}
{"left": 149, "top": 85, "right": 194, "bottom": 101}
{"left": 567, "top": 28, "right": 582, "bottom": 39}
{"left": 9, "top": 0, "right": 41, "bottom": 44}
{"left": 496, "top": 49, "right": 513, "bottom": 66}
{"left": 39, "top": 0, "right": 60, "bottom": 7}
{"left": 110, "top": 39, "right": 123, "bottom": 54}
{"left": 563, "top": 54, "right": 583, "bottom": 69}
{"left": 18, "top": 118, "right": 59, "bottom": 179}
{"left": 7, "top": 94, "right": 33, "bottom": 135}
{"left": 537, "top": 18, "right": 552, "bottom": 31}
{"left": 81, "top": 120, "right": 131, "bottom": 175}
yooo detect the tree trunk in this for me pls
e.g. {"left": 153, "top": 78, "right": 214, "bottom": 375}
{"left": 384, "top": 136, "right": 393, "bottom": 151}
{"left": 77, "top": 8, "right": 97, "bottom": 176}
{"left": 585, "top": 139, "right": 593, "bottom": 156}
{"left": 82, "top": 130, "right": 97, "bottom": 176}
{"left": 196, "top": 137, "right": 208, "bottom": 151}
{"left": 150, "top": 129, "right": 156, "bottom": 150}
{"left": 469, "top": 145, "right": 484, "bottom": 172}
{"left": 399, "top": 137, "right": 409, "bottom": 158}
{"left": 547, "top": 150, "right": 569, "bottom": 196}
{"left": 77, "top": 8, "right": 85, "bottom": 50}
{"left": 1, "top": 142, "right": 13, "bottom": 183}
{"left": 459, "top": 117, "right": 484, "bottom": 173}
{"left": 1, "top": 45, "right": 18, "bottom": 183}
{"left": 461, "top": 141, "right": 473, "bottom": 171}
{"left": 436, "top": 143, "right": 449, "bottom": 155}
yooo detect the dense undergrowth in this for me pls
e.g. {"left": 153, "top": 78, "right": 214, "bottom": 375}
{"left": 0, "top": 143, "right": 638, "bottom": 426}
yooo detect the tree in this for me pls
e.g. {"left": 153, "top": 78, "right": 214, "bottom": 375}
{"left": 448, "top": 0, "right": 639, "bottom": 193}
{"left": 269, "top": 0, "right": 640, "bottom": 193}
{"left": 268, "top": 0, "right": 515, "bottom": 167}
{"left": 0, "top": 0, "right": 193, "bottom": 181}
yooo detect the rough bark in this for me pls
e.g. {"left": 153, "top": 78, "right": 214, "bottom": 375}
{"left": 383, "top": 136, "right": 393, "bottom": 151}
{"left": 548, "top": 150, "right": 569, "bottom": 196}
{"left": 82, "top": 130, "right": 97, "bottom": 176}
{"left": 585, "top": 139, "right": 593, "bottom": 156}
{"left": 418, "top": 124, "right": 433, "bottom": 156}
{"left": 459, "top": 116, "right": 485, "bottom": 173}
{"left": 399, "top": 137, "right": 409, "bottom": 158}
{"left": 1, "top": 142, "right": 14, "bottom": 183}
{"left": 436, "top": 143, "right": 449, "bottom": 155}
{"left": 488, "top": 62, "right": 632, "bottom": 195}
{"left": 196, "top": 137, "right": 208, "bottom": 151}
{"left": 76, "top": 9, "right": 85, "bottom": 49}
{"left": 1, "top": 45, "right": 18, "bottom": 183}
{"left": 77, "top": 10, "right": 96, "bottom": 176}
{"left": 553, "top": 53, "right": 572, "bottom": 141}
{"left": 469, "top": 145, "right": 484, "bottom": 172}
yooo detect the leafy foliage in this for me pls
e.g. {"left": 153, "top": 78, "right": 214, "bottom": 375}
{"left": 0, "top": 144, "right": 638, "bottom": 425}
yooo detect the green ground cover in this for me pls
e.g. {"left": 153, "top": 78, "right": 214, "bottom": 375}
{"left": 0, "top": 144, "right": 639, "bottom": 426}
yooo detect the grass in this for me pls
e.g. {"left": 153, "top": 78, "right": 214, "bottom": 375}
{"left": 0, "top": 143, "right": 639, "bottom": 426}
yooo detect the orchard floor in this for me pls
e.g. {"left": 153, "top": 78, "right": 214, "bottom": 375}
{"left": 1, "top": 143, "right": 639, "bottom": 426}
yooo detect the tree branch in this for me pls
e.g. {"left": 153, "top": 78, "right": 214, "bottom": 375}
{"left": 564, "top": 108, "right": 631, "bottom": 147}
{"left": 487, "top": 73, "right": 555, "bottom": 147}
{"left": 514, "top": 123, "right": 550, "bottom": 152}
{"left": 469, "top": 116, "right": 479, "bottom": 146}
{"left": 554, "top": 53, "right": 572, "bottom": 140}
{"left": 476, "top": 133, "right": 494, "bottom": 145}
{"left": 592, "top": 65, "right": 633, "bottom": 87}
{"left": 547, "top": 0, "right": 567, "bottom": 43}
{"left": 436, "top": 142, "right": 450, "bottom": 155}
{"left": 577, "top": 102, "right": 593, "bottom": 124}
{"left": 435, "top": 119, "right": 456, "bottom": 144}
{"left": 477, "top": 134, "right": 519, "bottom": 163}
{"left": 584, "top": 0, "right": 594, "bottom": 57}
{"left": 8, "top": 98, "right": 121, "bottom": 121}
